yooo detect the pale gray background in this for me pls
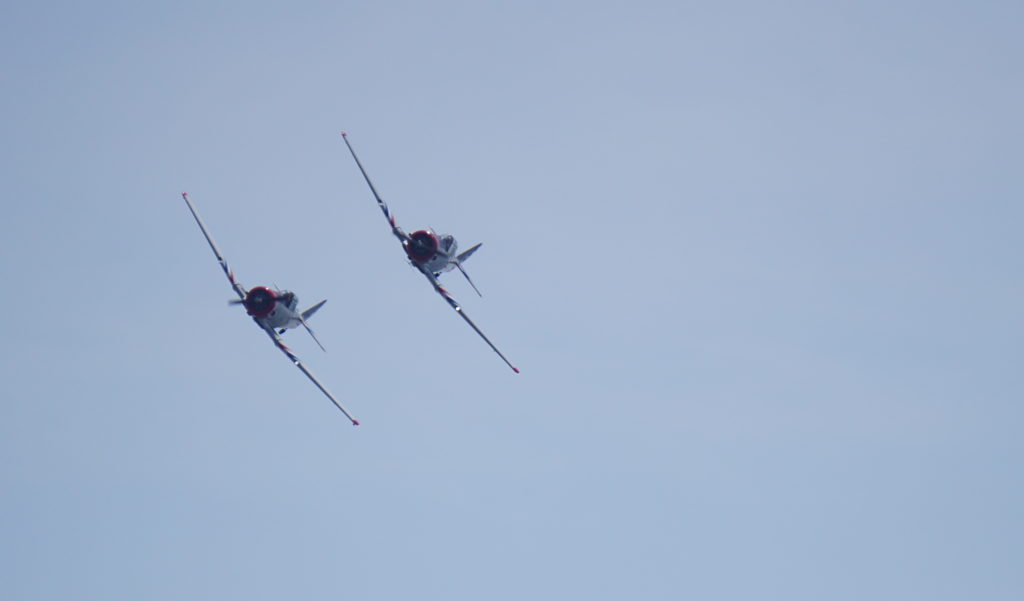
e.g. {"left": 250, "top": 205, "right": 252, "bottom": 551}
{"left": 2, "top": 1, "right": 1021, "bottom": 599}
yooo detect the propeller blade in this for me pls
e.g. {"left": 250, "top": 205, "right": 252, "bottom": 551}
{"left": 228, "top": 298, "right": 246, "bottom": 305}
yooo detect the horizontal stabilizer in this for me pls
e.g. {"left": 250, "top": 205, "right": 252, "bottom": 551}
{"left": 301, "top": 299, "right": 327, "bottom": 321}
{"left": 456, "top": 263, "right": 483, "bottom": 297}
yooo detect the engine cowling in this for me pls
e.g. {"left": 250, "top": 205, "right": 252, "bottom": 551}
{"left": 244, "top": 286, "right": 277, "bottom": 317}
{"left": 405, "top": 229, "right": 440, "bottom": 263}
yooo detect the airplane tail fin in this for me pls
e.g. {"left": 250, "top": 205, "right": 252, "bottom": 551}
{"left": 300, "top": 300, "right": 328, "bottom": 351}
{"left": 301, "top": 299, "right": 327, "bottom": 321}
{"left": 453, "top": 243, "right": 483, "bottom": 296}
{"left": 456, "top": 242, "right": 482, "bottom": 264}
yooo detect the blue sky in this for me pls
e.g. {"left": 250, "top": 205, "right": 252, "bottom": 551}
{"left": 2, "top": 1, "right": 1022, "bottom": 599}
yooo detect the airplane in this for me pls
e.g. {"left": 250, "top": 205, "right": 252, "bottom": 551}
{"left": 340, "top": 132, "right": 520, "bottom": 374}
{"left": 179, "top": 192, "right": 359, "bottom": 426}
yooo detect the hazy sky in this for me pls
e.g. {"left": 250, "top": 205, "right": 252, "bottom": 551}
{"left": 2, "top": 1, "right": 1022, "bottom": 599}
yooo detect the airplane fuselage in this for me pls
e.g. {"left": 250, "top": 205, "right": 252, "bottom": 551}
{"left": 404, "top": 229, "right": 458, "bottom": 274}
{"left": 244, "top": 286, "right": 303, "bottom": 330}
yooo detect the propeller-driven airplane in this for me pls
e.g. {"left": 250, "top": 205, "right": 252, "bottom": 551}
{"left": 179, "top": 192, "right": 359, "bottom": 425}
{"left": 340, "top": 132, "right": 520, "bottom": 374}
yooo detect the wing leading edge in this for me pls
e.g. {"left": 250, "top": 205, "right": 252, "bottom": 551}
{"left": 421, "top": 270, "right": 520, "bottom": 374}
{"left": 180, "top": 192, "right": 247, "bottom": 300}
{"left": 258, "top": 323, "right": 360, "bottom": 426}
{"left": 341, "top": 132, "right": 408, "bottom": 243}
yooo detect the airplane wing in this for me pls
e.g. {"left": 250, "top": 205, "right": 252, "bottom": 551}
{"left": 259, "top": 322, "right": 360, "bottom": 426}
{"left": 180, "top": 193, "right": 248, "bottom": 300}
{"left": 421, "top": 269, "right": 520, "bottom": 374}
{"left": 340, "top": 133, "right": 518, "bottom": 374}
{"left": 341, "top": 132, "right": 409, "bottom": 243}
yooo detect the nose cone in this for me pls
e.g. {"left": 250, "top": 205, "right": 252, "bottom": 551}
{"left": 244, "top": 286, "right": 277, "bottom": 317}
{"left": 406, "top": 229, "right": 439, "bottom": 262}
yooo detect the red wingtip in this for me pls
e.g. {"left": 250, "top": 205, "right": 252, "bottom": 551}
{"left": 352, "top": 420, "right": 360, "bottom": 426}
{"left": 513, "top": 367, "right": 520, "bottom": 374}
{"left": 341, "top": 131, "right": 347, "bottom": 137}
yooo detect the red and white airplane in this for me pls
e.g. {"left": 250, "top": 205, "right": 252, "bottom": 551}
{"left": 179, "top": 192, "right": 359, "bottom": 425}
{"left": 341, "top": 132, "right": 520, "bottom": 374}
